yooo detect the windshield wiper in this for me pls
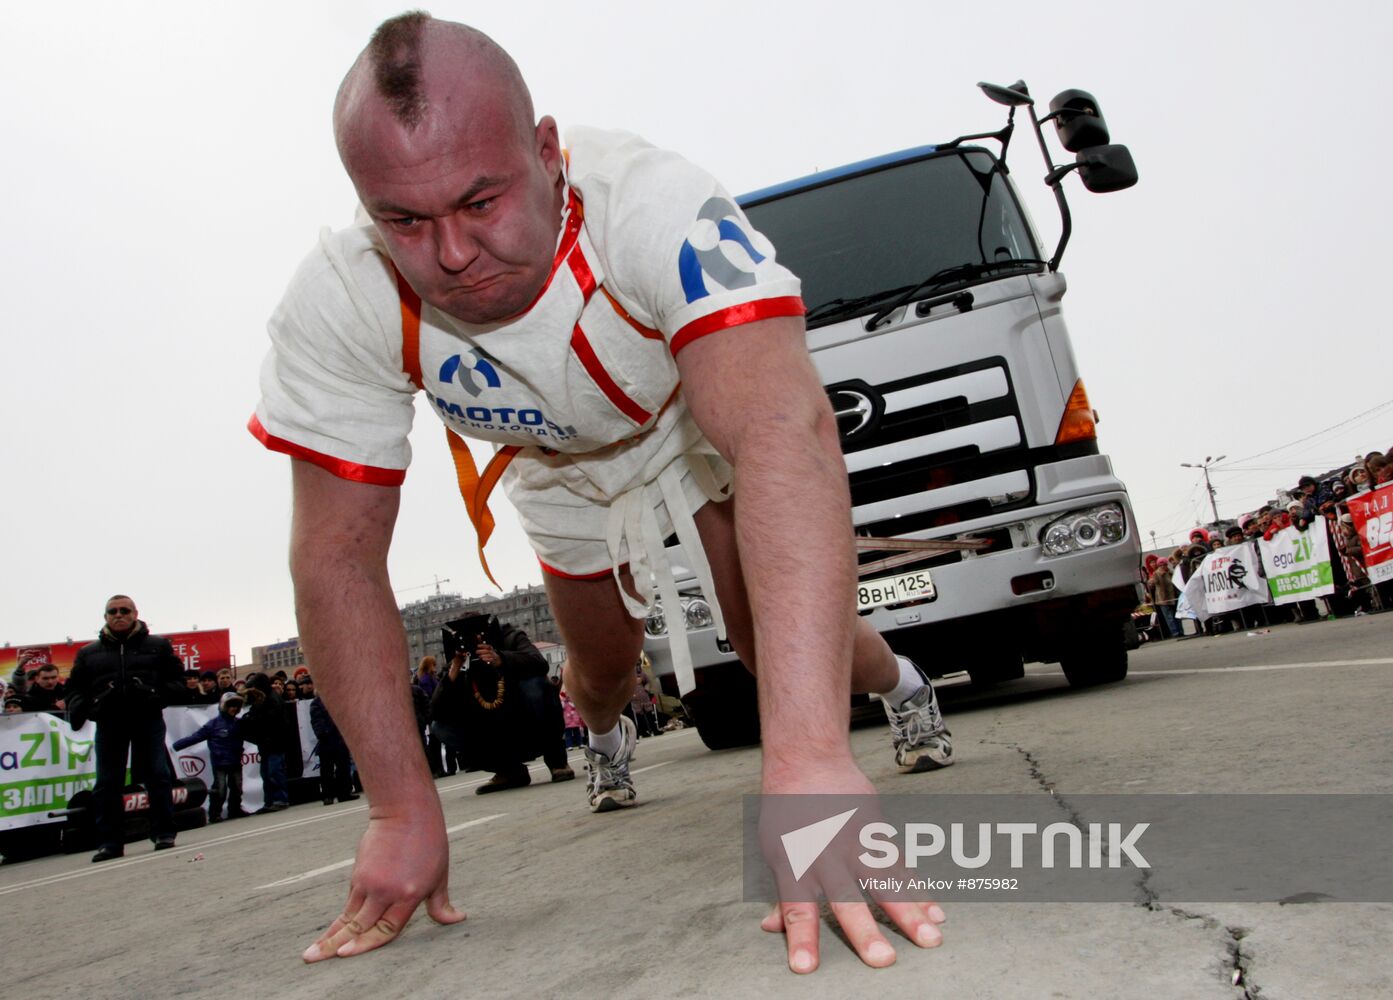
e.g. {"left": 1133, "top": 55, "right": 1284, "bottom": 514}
{"left": 865, "top": 257, "right": 1046, "bottom": 330}
{"left": 803, "top": 285, "right": 920, "bottom": 325}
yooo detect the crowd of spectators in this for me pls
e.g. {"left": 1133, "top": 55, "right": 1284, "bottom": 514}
{"left": 1142, "top": 446, "right": 1393, "bottom": 638}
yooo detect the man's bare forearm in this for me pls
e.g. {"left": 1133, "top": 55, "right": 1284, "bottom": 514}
{"left": 729, "top": 404, "right": 858, "bottom": 775}
{"left": 676, "top": 319, "right": 860, "bottom": 777}
{"left": 289, "top": 462, "right": 436, "bottom": 814}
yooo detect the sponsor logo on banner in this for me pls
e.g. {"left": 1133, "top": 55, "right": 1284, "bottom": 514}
{"left": 1190, "top": 542, "right": 1268, "bottom": 620}
{"left": 0, "top": 712, "right": 98, "bottom": 829}
{"left": 1347, "top": 483, "right": 1393, "bottom": 585}
{"left": 1259, "top": 523, "right": 1336, "bottom": 604}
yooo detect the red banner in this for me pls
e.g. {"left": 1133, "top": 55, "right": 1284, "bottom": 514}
{"left": 1, "top": 629, "right": 232, "bottom": 681}
{"left": 1346, "top": 483, "right": 1393, "bottom": 585}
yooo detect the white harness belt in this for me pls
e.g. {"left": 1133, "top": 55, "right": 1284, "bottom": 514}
{"left": 606, "top": 451, "right": 731, "bottom": 696}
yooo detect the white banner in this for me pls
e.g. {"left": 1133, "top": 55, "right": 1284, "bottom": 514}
{"left": 1259, "top": 524, "right": 1336, "bottom": 605}
{"left": 0, "top": 712, "right": 96, "bottom": 831}
{"left": 297, "top": 701, "right": 321, "bottom": 778}
{"left": 1192, "top": 542, "right": 1269, "bottom": 621}
{"left": 1174, "top": 564, "right": 1200, "bottom": 621}
{"left": 164, "top": 705, "right": 265, "bottom": 816}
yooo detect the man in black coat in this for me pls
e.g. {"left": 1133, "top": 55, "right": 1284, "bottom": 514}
{"left": 66, "top": 595, "right": 186, "bottom": 862}
{"left": 430, "top": 620, "right": 574, "bottom": 794}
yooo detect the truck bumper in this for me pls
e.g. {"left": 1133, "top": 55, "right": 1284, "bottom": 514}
{"left": 645, "top": 482, "right": 1144, "bottom": 682}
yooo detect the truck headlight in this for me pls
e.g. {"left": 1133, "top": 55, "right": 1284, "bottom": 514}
{"left": 1038, "top": 503, "right": 1127, "bottom": 556}
{"left": 645, "top": 594, "right": 716, "bottom": 637}
{"left": 684, "top": 598, "right": 714, "bottom": 629}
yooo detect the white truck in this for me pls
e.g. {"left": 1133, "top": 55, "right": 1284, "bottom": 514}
{"left": 644, "top": 81, "right": 1144, "bottom": 749}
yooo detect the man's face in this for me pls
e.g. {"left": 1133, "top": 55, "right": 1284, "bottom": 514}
{"left": 347, "top": 101, "right": 564, "bottom": 325}
{"left": 4, "top": 702, "right": 20, "bottom": 715}
{"left": 105, "top": 600, "right": 137, "bottom": 635}
{"left": 200, "top": 678, "right": 217, "bottom": 693}
{"left": 217, "top": 670, "right": 233, "bottom": 689}
{"left": 35, "top": 668, "right": 59, "bottom": 690}
{"left": 299, "top": 680, "right": 314, "bottom": 697}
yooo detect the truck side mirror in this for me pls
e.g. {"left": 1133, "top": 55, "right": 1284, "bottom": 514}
{"left": 1049, "top": 89, "right": 1110, "bottom": 152}
{"left": 979, "top": 80, "right": 1033, "bottom": 107}
{"left": 1076, "top": 144, "right": 1138, "bottom": 193}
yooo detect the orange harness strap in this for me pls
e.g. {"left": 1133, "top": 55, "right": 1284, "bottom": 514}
{"left": 395, "top": 267, "right": 519, "bottom": 588}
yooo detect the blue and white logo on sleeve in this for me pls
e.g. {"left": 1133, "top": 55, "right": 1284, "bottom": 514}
{"left": 439, "top": 348, "right": 502, "bottom": 397}
{"left": 679, "top": 196, "right": 767, "bottom": 303}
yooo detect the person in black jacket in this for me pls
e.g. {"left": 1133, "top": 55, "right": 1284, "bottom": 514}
{"left": 310, "top": 694, "right": 359, "bottom": 805}
{"left": 430, "top": 620, "right": 574, "bottom": 794}
{"left": 240, "top": 674, "right": 291, "bottom": 812}
{"left": 20, "top": 664, "right": 67, "bottom": 714}
{"left": 65, "top": 595, "right": 186, "bottom": 862}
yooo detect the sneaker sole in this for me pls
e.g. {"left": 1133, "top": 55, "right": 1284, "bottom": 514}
{"left": 590, "top": 794, "right": 637, "bottom": 813}
{"left": 898, "top": 749, "right": 956, "bottom": 773}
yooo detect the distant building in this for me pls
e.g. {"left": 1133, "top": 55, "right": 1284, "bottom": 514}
{"left": 250, "top": 637, "right": 306, "bottom": 675}
{"left": 399, "top": 584, "right": 563, "bottom": 669}
{"left": 250, "top": 585, "right": 565, "bottom": 676}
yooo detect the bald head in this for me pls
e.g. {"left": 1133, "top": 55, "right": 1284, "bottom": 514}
{"left": 334, "top": 13, "right": 535, "bottom": 170}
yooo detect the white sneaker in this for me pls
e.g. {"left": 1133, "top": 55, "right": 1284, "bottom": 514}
{"left": 584, "top": 715, "right": 638, "bottom": 812}
{"left": 883, "top": 661, "right": 954, "bottom": 773}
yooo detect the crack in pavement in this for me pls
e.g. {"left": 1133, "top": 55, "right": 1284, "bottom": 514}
{"left": 990, "top": 739, "right": 1260, "bottom": 997}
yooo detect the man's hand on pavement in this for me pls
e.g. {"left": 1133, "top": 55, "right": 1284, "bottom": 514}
{"left": 759, "top": 759, "right": 945, "bottom": 974}
{"left": 302, "top": 806, "right": 465, "bottom": 962}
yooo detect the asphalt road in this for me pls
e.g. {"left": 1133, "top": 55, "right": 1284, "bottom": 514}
{"left": 4, "top": 614, "right": 1391, "bottom": 999}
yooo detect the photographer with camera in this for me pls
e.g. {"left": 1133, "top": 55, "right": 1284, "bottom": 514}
{"left": 66, "top": 595, "right": 187, "bottom": 862}
{"left": 431, "top": 617, "right": 574, "bottom": 794}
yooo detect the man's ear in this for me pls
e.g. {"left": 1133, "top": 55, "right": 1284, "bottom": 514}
{"left": 535, "top": 115, "right": 562, "bottom": 180}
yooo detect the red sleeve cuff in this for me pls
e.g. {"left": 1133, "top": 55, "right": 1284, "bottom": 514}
{"left": 247, "top": 414, "right": 406, "bottom": 486}
{"left": 669, "top": 296, "right": 806, "bottom": 356}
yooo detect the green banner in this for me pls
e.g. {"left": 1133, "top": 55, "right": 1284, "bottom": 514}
{"left": 0, "top": 774, "right": 97, "bottom": 816}
{"left": 1267, "top": 562, "right": 1335, "bottom": 600}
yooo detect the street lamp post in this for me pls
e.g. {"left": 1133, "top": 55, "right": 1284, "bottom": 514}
{"left": 1181, "top": 455, "right": 1227, "bottom": 524}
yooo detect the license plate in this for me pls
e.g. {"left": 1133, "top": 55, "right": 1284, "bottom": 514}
{"left": 857, "top": 569, "right": 936, "bottom": 611}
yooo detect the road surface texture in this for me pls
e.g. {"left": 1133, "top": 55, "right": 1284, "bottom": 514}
{"left": 4, "top": 614, "right": 1390, "bottom": 998}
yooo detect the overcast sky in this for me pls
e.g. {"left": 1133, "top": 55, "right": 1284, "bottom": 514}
{"left": 3, "top": 1, "right": 1389, "bottom": 662}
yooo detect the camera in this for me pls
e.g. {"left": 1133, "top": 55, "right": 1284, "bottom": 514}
{"left": 441, "top": 614, "right": 504, "bottom": 661}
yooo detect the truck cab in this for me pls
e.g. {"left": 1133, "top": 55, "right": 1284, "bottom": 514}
{"left": 644, "top": 82, "right": 1144, "bottom": 749}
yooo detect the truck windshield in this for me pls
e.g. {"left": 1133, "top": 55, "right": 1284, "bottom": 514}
{"left": 743, "top": 149, "right": 1039, "bottom": 327}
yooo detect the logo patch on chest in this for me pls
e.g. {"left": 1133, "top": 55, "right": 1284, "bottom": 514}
{"left": 439, "top": 349, "right": 503, "bottom": 397}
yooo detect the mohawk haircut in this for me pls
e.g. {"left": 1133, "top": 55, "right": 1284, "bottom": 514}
{"left": 368, "top": 10, "right": 432, "bottom": 128}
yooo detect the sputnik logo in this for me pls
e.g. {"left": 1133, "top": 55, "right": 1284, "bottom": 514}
{"left": 781, "top": 808, "right": 859, "bottom": 880}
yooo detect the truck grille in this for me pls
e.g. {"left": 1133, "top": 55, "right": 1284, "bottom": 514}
{"left": 827, "top": 357, "right": 1035, "bottom": 565}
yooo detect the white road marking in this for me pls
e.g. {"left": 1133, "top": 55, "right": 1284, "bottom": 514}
{"left": 255, "top": 814, "right": 506, "bottom": 890}
{"left": 1131, "top": 657, "right": 1393, "bottom": 676}
{"left": 629, "top": 761, "right": 673, "bottom": 776}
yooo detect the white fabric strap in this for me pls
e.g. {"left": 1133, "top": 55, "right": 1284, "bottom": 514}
{"left": 601, "top": 453, "right": 732, "bottom": 695}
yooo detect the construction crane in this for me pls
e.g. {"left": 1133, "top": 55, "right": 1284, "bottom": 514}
{"left": 394, "top": 575, "right": 452, "bottom": 596}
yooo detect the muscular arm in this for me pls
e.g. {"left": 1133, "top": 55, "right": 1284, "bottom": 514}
{"left": 289, "top": 459, "right": 462, "bottom": 959}
{"left": 679, "top": 317, "right": 945, "bottom": 972}
{"left": 675, "top": 316, "right": 856, "bottom": 777}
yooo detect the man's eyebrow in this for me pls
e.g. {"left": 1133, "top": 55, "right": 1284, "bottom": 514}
{"left": 368, "top": 175, "right": 511, "bottom": 218}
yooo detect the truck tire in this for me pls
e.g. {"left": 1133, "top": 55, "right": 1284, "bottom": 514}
{"left": 1059, "top": 626, "right": 1129, "bottom": 687}
{"left": 681, "top": 662, "right": 762, "bottom": 751}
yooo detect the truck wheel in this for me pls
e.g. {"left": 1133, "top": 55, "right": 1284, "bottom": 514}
{"left": 1059, "top": 627, "right": 1129, "bottom": 687}
{"left": 682, "top": 662, "right": 762, "bottom": 751}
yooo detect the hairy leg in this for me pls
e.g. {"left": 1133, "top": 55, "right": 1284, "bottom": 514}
{"left": 543, "top": 571, "right": 644, "bottom": 733}
{"left": 693, "top": 499, "right": 899, "bottom": 695}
